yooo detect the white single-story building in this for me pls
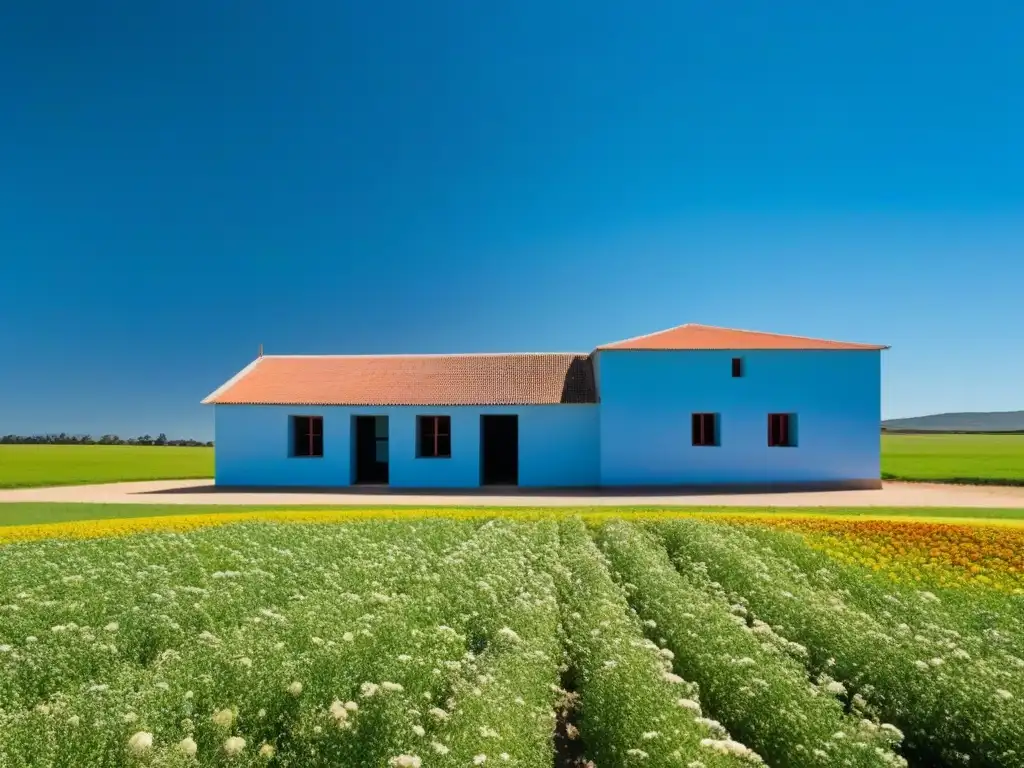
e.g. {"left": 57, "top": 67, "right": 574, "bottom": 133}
{"left": 203, "top": 323, "right": 887, "bottom": 490}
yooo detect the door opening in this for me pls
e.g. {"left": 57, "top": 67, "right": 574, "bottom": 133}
{"left": 480, "top": 415, "right": 518, "bottom": 486}
{"left": 353, "top": 416, "right": 389, "bottom": 484}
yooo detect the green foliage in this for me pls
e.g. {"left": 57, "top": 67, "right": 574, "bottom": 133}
{"left": 660, "top": 519, "right": 1024, "bottom": 767}
{"left": 0, "top": 520, "right": 563, "bottom": 766}
{"left": 3, "top": 516, "right": 1024, "bottom": 767}
{"left": 596, "top": 521, "right": 904, "bottom": 768}
{"left": 552, "top": 519, "right": 754, "bottom": 766}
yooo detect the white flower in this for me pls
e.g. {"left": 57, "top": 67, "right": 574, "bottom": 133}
{"left": 412, "top": 725, "right": 426, "bottom": 737}
{"left": 928, "top": 657, "right": 944, "bottom": 667}
{"left": 642, "top": 731, "right": 660, "bottom": 740}
{"left": 123, "top": 712, "right": 138, "bottom": 723}
{"left": 104, "top": 622, "right": 119, "bottom": 633}
{"left": 344, "top": 700, "right": 358, "bottom": 711}
{"left": 178, "top": 737, "right": 198, "bottom": 756}
{"left": 343, "top": 632, "right": 355, "bottom": 642}
{"left": 996, "top": 689, "right": 1014, "bottom": 701}
{"left": 676, "top": 698, "right": 701, "bottom": 712}
{"left": 224, "top": 736, "right": 246, "bottom": 756}
{"left": 128, "top": 731, "right": 154, "bottom": 754}
{"left": 67, "top": 715, "right": 81, "bottom": 726}
{"left": 259, "top": 743, "right": 275, "bottom": 758}
{"left": 479, "top": 726, "right": 499, "bottom": 738}
{"left": 626, "top": 748, "right": 649, "bottom": 759}
{"left": 287, "top": 681, "right": 303, "bottom": 696}
{"left": 390, "top": 756, "right": 422, "bottom": 767}
{"left": 212, "top": 708, "right": 235, "bottom": 727}
{"left": 473, "top": 755, "right": 488, "bottom": 765}
{"left": 663, "top": 671, "right": 685, "bottom": 684}
{"left": 361, "top": 682, "right": 380, "bottom": 697}
{"left": 658, "top": 648, "right": 674, "bottom": 660}
{"left": 914, "top": 660, "right": 929, "bottom": 671}
{"left": 397, "top": 654, "right": 412, "bottom": 662}
{"left": 330, "top": 700, "right": 349, "bottom": 722}
{"left": 431, "top": 742, "right": 450, "bottom": 755}
{"left": 700, "top": 738, "right": 759, "bottom": 759}
{"left": 825, "top": 681, "right": 847, "bottom": 696}
{"left": 429, "top": 707, "right": 449, "bottom": 720}
{"left": 497, "top": 627, "right": 521, "bottom": 643}
{"left": 499, "top": 754, "right": 510, "bottom": 762}
{"left": 0, "top": 645, "right": 12, "bottom": 653}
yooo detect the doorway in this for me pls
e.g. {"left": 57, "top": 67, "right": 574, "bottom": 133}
{"left": 353, "top": 416, "right": 389, "bottom": 484}
{"left": 480, "top": 415, "right": 518, "bottom": 486}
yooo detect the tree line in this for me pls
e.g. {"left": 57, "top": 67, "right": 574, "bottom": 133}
{"left": 0, "top": 434, "right": 213, "bottom": 447}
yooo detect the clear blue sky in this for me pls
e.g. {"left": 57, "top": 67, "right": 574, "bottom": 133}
{"left": 2, "top": 2, "right": 1023, "bottom": 441}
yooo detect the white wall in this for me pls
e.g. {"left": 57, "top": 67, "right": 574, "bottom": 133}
{"left": 214, "top": 404, "right": 599, "bottom": 488}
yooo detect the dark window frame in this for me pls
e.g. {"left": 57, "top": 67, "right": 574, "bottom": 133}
{"left": 768, "top": 413, "right": 797, "bottom": 447}
{"left": 417, "top": 415, "right": 452, "bottom": 458}
{"left": 691, "top": 412, "right": 719, "bottom": 447}
{"left": 731, "top": 357, "right": 744, "bottom": 378}
{"left": 290, "top": 415, "right": 324, "bottom": 458}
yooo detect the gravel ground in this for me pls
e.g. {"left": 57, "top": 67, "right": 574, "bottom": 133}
{"left": 1, "top": 479, "right": 1024, "bottom": 508}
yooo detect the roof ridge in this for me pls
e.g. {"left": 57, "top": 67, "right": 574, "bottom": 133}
{"left": 260, "top": 352, "right": 590, "bottom": 359}
{"left": 594, "top": 322, "right": 700, "bottom": 348}
{"left": 597, "top": 322, "right": 888, "bottom": 350}
{"left": 200, "top": 357, "right": 265, "bottom": 404}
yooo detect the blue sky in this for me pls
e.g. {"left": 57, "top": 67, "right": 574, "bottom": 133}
{"left": 2, "top": 1, "right": 1023, "bottom": 441}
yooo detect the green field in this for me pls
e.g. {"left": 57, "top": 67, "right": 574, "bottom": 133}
{"left": 0, "top": 445, "right": 213, "bottom": 488}
{"left": 0, "top": 515, "right": 1022, "bottom": 767}
{"left": 881, "top": 433, "right": 1024, "bottom": 484}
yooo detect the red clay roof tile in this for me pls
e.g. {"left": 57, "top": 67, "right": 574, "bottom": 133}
{"left": 597, "top": 323, "right": 888, "bottom": 351}
{"left": 203, "top": 354, "right": 597, "bottom": 406}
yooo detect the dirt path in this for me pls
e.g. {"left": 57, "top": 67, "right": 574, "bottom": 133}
{"left": 1, "top": 480, "right": 1024, "bottom": 508}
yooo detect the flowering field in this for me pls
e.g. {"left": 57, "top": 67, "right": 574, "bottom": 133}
{"left": 0, "top": 516, "right": 1022, "bottom": 767}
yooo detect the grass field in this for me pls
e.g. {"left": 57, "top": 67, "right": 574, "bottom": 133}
{"left": 0, "top": 445, "right": 213, "bottom": 488}
{"left": 881, "top": 433, "right": 1024, "bottom": 484}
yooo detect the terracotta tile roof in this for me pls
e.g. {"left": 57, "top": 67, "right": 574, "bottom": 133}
{"left": 203, "top": 353, "right": 597, "bottom": 406}
{"left": 597, "top": 323, "right": 888, "bottom": 351}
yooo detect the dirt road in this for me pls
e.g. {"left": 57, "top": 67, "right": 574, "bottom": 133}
{"left": 1, "top": 479, "right": 1023, "bottom": 508}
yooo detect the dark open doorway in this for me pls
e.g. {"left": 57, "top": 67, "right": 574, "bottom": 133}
{"left": 353, "top": 416, "right": 389, "bottom": 484}
{"left": 480, "top": 415, "right": 518, "bottom": 486}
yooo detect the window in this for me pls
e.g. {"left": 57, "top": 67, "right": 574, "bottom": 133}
{"left": 731, "top": 357, "right": 744, "bottom": 377}
{"left": 768, "top": 413, "right": 797, "bottom": 447}
{"left": 291, "top": 415, "right": 323, "bottom": 457}
{"left": 691, "top": 413, "right": 719, "bottom": 447}
{"left": 417, "top": 415, "right": 451, "bottom": 458}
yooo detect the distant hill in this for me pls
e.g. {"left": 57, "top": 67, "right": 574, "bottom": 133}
{"left": 883, "top": 411, "right": 1024, "bottom": 433}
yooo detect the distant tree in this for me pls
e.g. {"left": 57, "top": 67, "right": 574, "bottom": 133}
{"left": 0, "top": 433, "right": 210, "bottom": 447}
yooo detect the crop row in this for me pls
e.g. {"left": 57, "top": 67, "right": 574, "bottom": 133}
{"left": 658, "top": 519, "right": 1024, "bottom": 767}
{"left": 1, "top": 517, "right": 1023, "bottom": 767}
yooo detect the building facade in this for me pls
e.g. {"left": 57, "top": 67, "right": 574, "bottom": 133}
{"left": 203, "top": 324, "right": 887, "bottom": 490}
